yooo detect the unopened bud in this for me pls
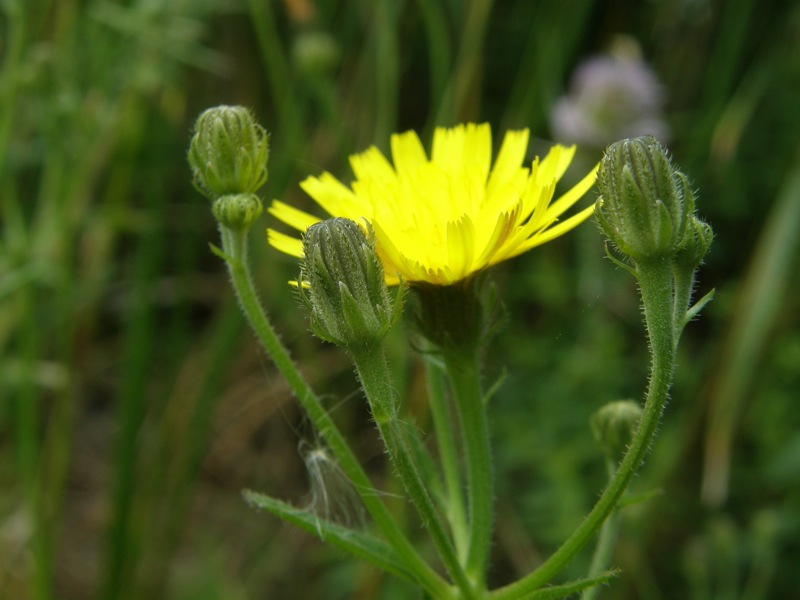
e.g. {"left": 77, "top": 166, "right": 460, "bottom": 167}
{"left": 595, "top": 136, "right": 689, "bottom": 262}
{"left": 212, "top": 193, "right": 263, "bottom": 230}
{"left": 292, "top": 31, "right": 341, "bottom": 77}
{"left": 675, "top": 214, "right": 713, "bottom": 271}
{"left": 591, "top": 400, "right": 643, "bottom": 461}
{"left": 188, "top": 105, "right": 269, "bottom": 200}
{"left": 301, "top": 218, "right": 403, "bottom": 349}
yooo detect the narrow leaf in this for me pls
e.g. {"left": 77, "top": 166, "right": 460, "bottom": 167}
{"left": 243, "top": 489, "right": 417, "bottom": 584}
{"left": 497, "top": 570, "right": 619, "bottom": 600}
{"left": 683, "top": 288, "right": 716, "bottom": 328}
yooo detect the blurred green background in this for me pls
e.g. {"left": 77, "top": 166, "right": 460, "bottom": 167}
{"left": 1, "top": 0, "right": 799, "bottom": 598}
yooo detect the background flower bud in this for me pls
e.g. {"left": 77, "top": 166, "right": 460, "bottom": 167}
{"left": 188, "top": 105, "right": 269, "bottom": 200}
{"left": 591, "top": 400, "right": 643, "bottom": 461}
{"left": 595, "top": 136, "right": 689, "bottom": 262}
{"left": 301, "top": 218, "right": 402, "bottom": 349}
{"left": 292, "top": 30, "right": 341, "bottom": 77}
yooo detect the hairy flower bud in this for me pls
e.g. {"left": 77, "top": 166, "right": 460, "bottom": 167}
{"left": 301, "top": 218, "right": 403, "bottom": 349}
{"left": 675, "top": 214, "right": 714, "bottom": 271}
{"left": 211, "top": 193, "right": 263, "bottom": 230}
{"left": 595, "top": 136, "right": 689, "bottom": 262}
{"left": 188, "top": 105, "right": 269, "bottom": 200}
{"left": 591, "top": 400, "right": 643, "bottom": 461}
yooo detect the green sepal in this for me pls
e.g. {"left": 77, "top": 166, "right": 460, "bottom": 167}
{"left": 603, "top": 242, "right": 638, "bottom": 279}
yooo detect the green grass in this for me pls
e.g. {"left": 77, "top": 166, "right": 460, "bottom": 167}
{"left": 2, "top": 0, "right": 799, "bottom": 598}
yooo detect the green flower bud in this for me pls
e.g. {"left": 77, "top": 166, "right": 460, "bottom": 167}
{"left": 212, "top": 193, "right": 263, "bottom": 230}
{"left": 300, "top": 218, "right": 403, "bottom": 349}
{"left": 595, "top": 136, "right": 689, "bottom": 262}
{"left": 188, "top": 105, "right": 269, "bottom": 200}
{"left": 675, "top": 214, "right": 713, "bottom": 271}
{"left": 591, "top": 400, "right": 643, "bottom": 461}
{"left": 292, "top": 31, "right": 341, "bottom": 77}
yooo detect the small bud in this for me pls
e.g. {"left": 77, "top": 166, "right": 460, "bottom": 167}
{"left": 301, "top": 218, "right": 403, "bottom": 349}
{"left": 292, "top": 31, "right": 341, "bottom": 77}
{"left": 595, "top": 136, "right": 689, "bottom": 262}
{"left": 675, "top": 214, "right": 713, "bottom": 271}
{"left": 188, "top": 105, "right": 269, "bottom": 200}
{"left": 212, "top": 193, "right": 263, "bottom": 230}
{"left": 591, "top": 400, "right": 643, "bottom": 461}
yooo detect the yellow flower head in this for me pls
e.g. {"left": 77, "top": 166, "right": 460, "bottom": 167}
{"left": 268, "top": 123, "right": 597, "bottom": 286}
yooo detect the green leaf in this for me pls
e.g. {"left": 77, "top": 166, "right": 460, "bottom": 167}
{"left": 683, "top": 288, "right": 716, "bottom": 328}
{"left": 498, "top": 570, "right": 619, "bottom": 600}
{"left": 243, "top": 489, "right": 417, "bottom": 585}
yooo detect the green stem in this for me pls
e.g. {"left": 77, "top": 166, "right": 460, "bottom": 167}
{"left": 492, "top": 260, "right": 676, "bottom": 599}
{"left": 580, "top": 461, "right": 621, "bottom": 600}
{"left": 350, "top": 345, "right": 474, "bottom": 599}
{"left": 425, "top": 356, "right": 469, "bottom": 562}
{"left": 671, "top": 265, "right": 696, "bottom": 340}
{"left": 218, "top": 225, "right": 451, "bottom": 599}
{"left": 444, "top": 347, "right": 494, "bottom": 588}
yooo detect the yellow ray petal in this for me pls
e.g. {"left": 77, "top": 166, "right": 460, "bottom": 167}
{"left": 350, "top": 146, "right": 397, "bottom": 184}
{"left": 487, "top": 129, "right": 529, "bottom": 195}
{"left": 267, "top": 229, "right": 304, "bottom": 258}
{"left": 391, "top": 130, "right": 428, "bottom": 177}
{"left": 447, "top": 216, "right": 476, "bottom": 280}
{"left": 267, "top": 200, "right": 320, "bottom": 232}
{"left": 508, "top": 202, "right": 596, "bottom": 258}
{"left": 300, "top": 172, "right": 368, "bottom": 219}
{"left": 544, "top": 162, "right": 600, "bottom": 221}
{"left": 535, "top": 144, "right": 576, "bottom": 185}
{"left": 477, "top": 202, "right": 520, "bottom": 266}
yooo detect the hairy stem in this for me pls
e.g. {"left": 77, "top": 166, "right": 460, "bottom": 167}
{"left": 492, "top": 259, "right": 676, "bottom": 599}
{"left": 351, "top": 344, "right": 475, "bottom": 599}
{"left": 219, "top": 225, "right": 451, "bottom": 598}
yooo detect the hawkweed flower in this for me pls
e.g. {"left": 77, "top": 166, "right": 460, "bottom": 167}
{"left": 268, "top": 123, "right": 598, "bottom": 287}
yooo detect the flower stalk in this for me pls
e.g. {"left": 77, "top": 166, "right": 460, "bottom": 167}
{"left": 217, "top": 224, "right": 451, "bottom": 598}
{"left": 189, "top": 106, "right": 451, "bottom": 599}
{"left": 493, "top": 137, "right": 713, "bottom": 599}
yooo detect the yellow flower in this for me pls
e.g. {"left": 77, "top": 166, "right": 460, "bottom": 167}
{"left": 268, "top": 123, "right": 597, "bottom": 286}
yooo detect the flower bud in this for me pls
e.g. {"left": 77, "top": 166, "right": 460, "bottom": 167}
{"left": 292, "top": 31, "right": 341, "bottom": 77}
{"left": 591, "top": 400, "right": 643, "bottom": 461}
{"left": 301, "top": 218, "right": 403, "bottom": 349}
{"left": 188, "top": 105, "right": 269, "bottom": 200}
{"left": 212, "top": 193, "right": 263, "bottom": 230}
{"left": 675, "top": 214, "right": 713, "bottom": 271}
{"left": 595, "top": 136, "right": 689, "bottom": 262}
